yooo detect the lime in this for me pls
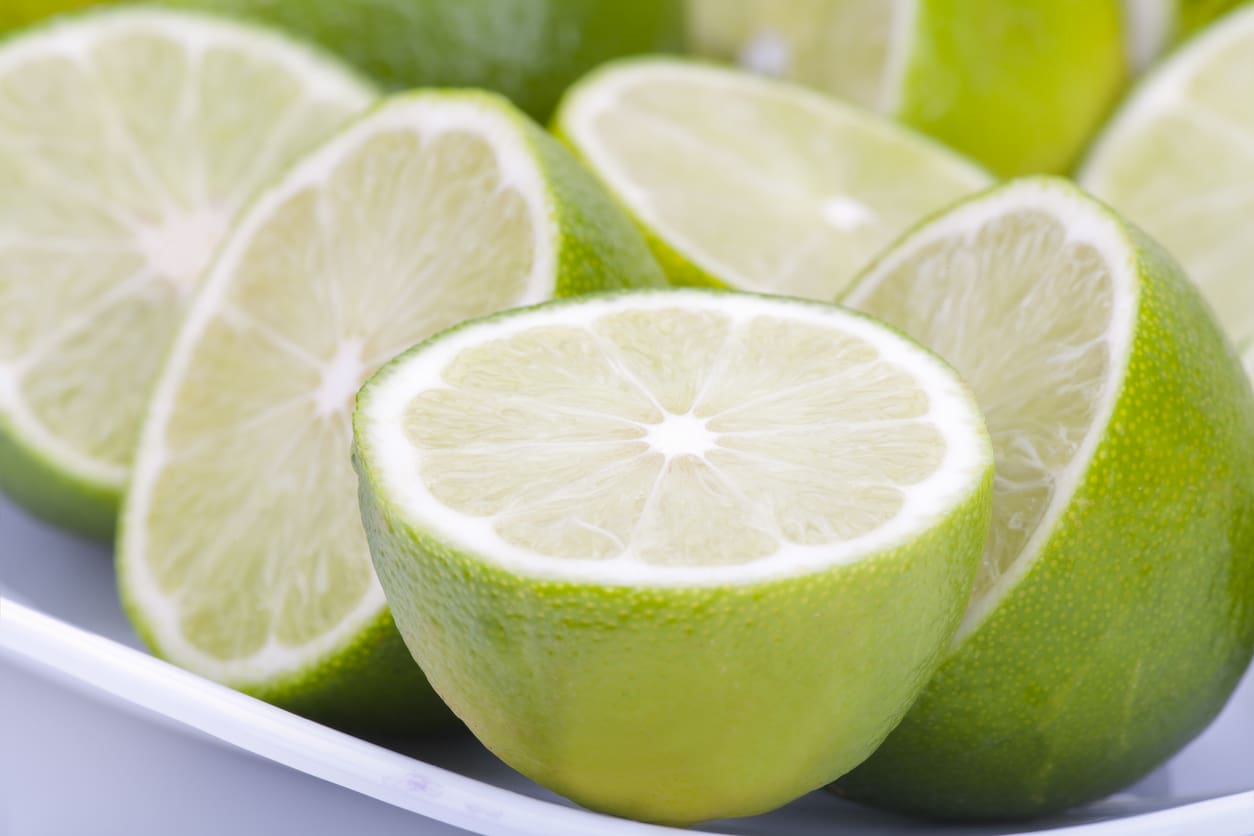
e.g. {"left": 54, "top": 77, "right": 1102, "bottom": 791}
{"left": 354, "top": 288, "right": 994, "bottom": 823}
{"left": 159, "top": 0, "right": 685, "bottom": 120}
{"left": 687, "top": 0, "right": 1128, "bottom": 177}
{"left": 0, "top": 8, "right": 374, "bottom": 538}
{"left": 554, "top": 59, "right": 990, "bottom": 300}
{"left": 116, "top": 92, "right": 666, "bottom": 731}
{"left": 837, "top": 177, "right": 1254, "bottom": 818}
{"left": 1082, "top": 3, "right": 1254, "bottom": 376}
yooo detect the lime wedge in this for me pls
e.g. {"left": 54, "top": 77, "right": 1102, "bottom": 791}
{"left": 687, "top": 0, "right": 1127, "bottom": 177}
{"left": 354, "top": 289, "right": 993, "bottom": 823}
{"left": 838, "top": 177, "right": 1254, "bottom": 818}
{"left": 1121, "top": 0, "right": 1245, "bottom": 70}
{"left": 117, "top": 92, "right": 665, "bottom": 731}
{"left": 1082, "top": 3, "right": 1254, "bottom": 376}
{"left": 554, "top": 59, "right": 990, "bottom": 300}
{"left": 0, "top": 8, "right": 374, "bottom": 537}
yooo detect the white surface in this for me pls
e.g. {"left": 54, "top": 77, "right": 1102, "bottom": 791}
{"left": 2, "top": 494, "right": 1253, "bottom": 836}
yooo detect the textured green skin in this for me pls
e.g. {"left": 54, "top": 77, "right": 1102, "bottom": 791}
{"left": 0, "top": 417, "right": 115, "bottom": 541}
{"left": 353, "top": 290, "right": 994, "bottom": 824}
{"left": 837, "top": 181, "right": 1254, "bottom": 819}
{"left": 116, "top": 91, "right": 665, "bottom": 735}
{"left": 896, "top": 0, "right": 1126, "bottom": 177}
{"left": 152, "top": 0, "right": 684, "bottom": 121}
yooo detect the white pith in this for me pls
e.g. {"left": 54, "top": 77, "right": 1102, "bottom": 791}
{"left": 0, "top": 8, "right": 371, "bottom": 492}
{"left": 361, "top": 291, "right": 992, "bottom": 588}
{"left": 844, "top": 182, "right": 1139, "bottom": 640}
{"left": 560, "top": 59, "right": 989, "bottom": 296}
{"left": 120, "top": 95, "right": 558, "bottom": 683}
{"left": 879, "top": 0, "right": 918, "bottom": 114}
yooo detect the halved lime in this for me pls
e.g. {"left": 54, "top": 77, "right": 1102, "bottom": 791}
{"left": 0, "top": 8, "right": 374, "bottom": 537}
{"left": 116, "top": 92, "right": 665, "bottom": 731}
{"left": 686, "top": 0, "right": 1127, "bottom": 177}
{"left": 1082, "top": 3, "right": 1254, "bottom": 375}
{"left": 1121, "top": 0, "right": 1245, "bottom": 70}
{"left": 837, "top": 177, "right": 1254, "bottom": 818}
{"left": 354, "top": 288, "right": 993, "bottom": 823}
{"left": 554, "top": 59, "right": 990, "bottom": 300}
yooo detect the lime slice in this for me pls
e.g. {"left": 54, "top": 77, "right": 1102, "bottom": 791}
{"left": 687, "top": 0, "right": 1127, "bottom": 177}
{"left": 554, "top": 59, "right": 990, "bottom": 300}
{"left": 116, "top": 92, "right": 665, "bottom": 731}
{"left": 837, "top": 177, "right": 1254, "bottom": 818}
{"left": 354, "top": 289, "right": 994, "bottom": 823}
{"left": 1082, "top": 4, "right": 1254, "bottom": 376}
{"left": 0, "top": 8, "right": 374, "bottom": 538}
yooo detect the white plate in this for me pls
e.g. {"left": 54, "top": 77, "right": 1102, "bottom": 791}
{"left": 2, "top": 494, "right": 1253, "bottom": 836}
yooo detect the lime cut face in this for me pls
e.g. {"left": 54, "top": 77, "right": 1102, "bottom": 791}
{"left": 0, "top": 8, "right": 374, "bottom": 535}
{"left": 118, "top": 91, "right": 664, "bottom": 730}
{"left": 354, "top": 288, "right": 994, "bottom": 822}
{"left": 838, "top": 177, "right": 1254, "bottom": 818}
{"left": 556, "top": 59, "right": 989, "bottom": 299}
{"left": 1083, "top": 3, "right": 1254, "bottom": 377}
{"left": 845, "top": 193, "right": 1130, "bottom": 616}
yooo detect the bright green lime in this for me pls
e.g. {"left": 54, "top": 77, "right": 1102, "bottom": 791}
{"left": 837, "top": 177, "right": 1254, "bottom": 818}
{"left": 354, "top": 288, "right": 994, "bottom": 823}
{"left": 117, "top": 91, "right": 665, "bottom": 732}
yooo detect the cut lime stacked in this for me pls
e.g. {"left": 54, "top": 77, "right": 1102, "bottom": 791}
{"left": 556, "top": 59, "right": 990, "bottom": 299}
{"left": 0, "top": 8, "right": 374, "bottom": 537}
{"left": 836, "top": 178, "right": 1254, "bottom": 818}
{"left": 117, "top": 92, "right": 665, "bottom": 730}
{"left": 686, "top": 0, "right": 1127, "bottom": 176}
{"left": 354, "top": 288, "right": 994, "bottom": 822}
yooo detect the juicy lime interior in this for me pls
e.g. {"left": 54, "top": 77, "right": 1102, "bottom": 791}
{"left": 845, "top": 204, "right": 1125, "bottom": 605}
{"left": 369, "top": 292, "right": 990, "bottom": 576}
{"left": 0, "top": 11, "right": 370, "bottom": 482}
{"left": 560, "top": 62, "right": 988, "bottom": 299}
{"left": 129, "top": 103, "right": 552, "bottom": 667}
{"left": 1082, "top": 8, "right": 1254, "bottom": 359}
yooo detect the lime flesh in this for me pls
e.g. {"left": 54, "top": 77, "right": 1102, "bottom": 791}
{"left": 117, "top": 91, "right": 665, "bottom": 731}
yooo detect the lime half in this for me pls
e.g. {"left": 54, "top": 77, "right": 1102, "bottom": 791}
{"left": 838, "top": 177, "right": 1254, "bottom": 818}
{"left": 555, "top": 59, "right": 989, "bottom": 301}
{"left": 354, "top": 289, "right": 993, "bottom": 823}
{"left": 1083, "top": 3, "right": 1254, "bottom": 376}
{"left": 117, "top": 92, "right": 665, "bottom": 731}
{"left": 0, "top": 8, "right": 374, "bottom": 537}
